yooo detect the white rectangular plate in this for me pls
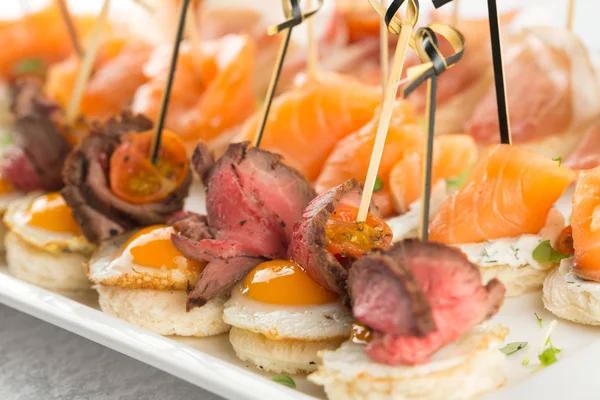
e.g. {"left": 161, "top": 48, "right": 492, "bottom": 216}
{"left": 0, "top": 186, "right": 597, "bottom": 400}
{"left": 2, "top": 266, "right": 600, "bottom": 400}
{"left": 2, "top": 1, "right": 600, "bottom": 398}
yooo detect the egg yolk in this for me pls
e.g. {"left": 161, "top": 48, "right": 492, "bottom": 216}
{"left": 350, "top": 322, "right": 373, "bottom": 345}
{"left": 0, "top": 177, "right": 14, "bottom": 195}
{"left": 25, "top": 193, "right": 81, "bottom": 235}
{"left": 241, "top": 260, "right": 339, "bottom": 306}
{"left": 123, "top": 225, "right": 204, "bottom": 271}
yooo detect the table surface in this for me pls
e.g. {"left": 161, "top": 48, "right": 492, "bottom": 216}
{"left": 0, "top": 305, "right": 224, "bottom": 400}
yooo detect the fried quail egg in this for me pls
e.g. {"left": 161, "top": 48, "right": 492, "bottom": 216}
{"left": 224, "top": 260, "right": 353, "bottom": 341}
{"left": 0, "top": 177, "right": 23, "bottom": 214}
{"left": 87, "top": 225, "right": 205, "bottom": 290}
{"left": 4, "top": 192, "right": 93, "bottom": 254}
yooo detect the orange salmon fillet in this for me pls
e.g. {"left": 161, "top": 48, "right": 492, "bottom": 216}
{"left": 0, "top": 3, "right": 97, "bottom": 80}
{"left": 429, "top": 144, "right": 576, "bottom": 244}
{"left": 237, "top": 71, "right": 381, "bottom": 181}
{"left": 572, "top": 166, "right": 600, "bottom": 281}
{"left": 45, "top": 36, "right": 152, "bottom": 121}
{"left": 134, "top": 35, "right": 256, "bottom": 147}
{"left": 389, "top": 134, "right": 477, "bottom": 214}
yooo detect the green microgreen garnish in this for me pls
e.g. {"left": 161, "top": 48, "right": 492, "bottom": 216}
{"left": 13, "top": 58, "right": 45, "bottom": 76}
{"left": 500, "top": 342, "right": 528, "bottom": 356}
{"left": 538, "top": 338, "right": 561, "bottom": 367}
{"left": 445, "top": 167, "right": 471, "bottom": 192}
{"left": 272, "top": 375, "right": 296, "bottom": 389}
{"left": 535, "top": 313, "right": 543, "bottom": 327}
{"left": 532, "top": 240, "right": 570, "bottom": 264}
{"left": 373, "top": 176, "right": 384, "bottom": 192}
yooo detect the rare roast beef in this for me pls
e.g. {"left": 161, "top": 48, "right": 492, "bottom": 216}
{"left": 2, "top": 79, "right": 72, "bottom": 192}
{"left": 348, "top": 240, "right": 505, "bottom": 365}
{"left": 62, "top": 111, "right": 191, "bottom": 244}
{"left": 287, "top": 178, "right": 377, "bottom": 294}
{"left": 171, "top": 141, "right": 316, "bottom": 309}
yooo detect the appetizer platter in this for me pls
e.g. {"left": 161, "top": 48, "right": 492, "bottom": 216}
{"left": 2, "top": 0, "right": 600, "bottom": 399}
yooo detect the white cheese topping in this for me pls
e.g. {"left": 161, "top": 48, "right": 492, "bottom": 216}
{"left": 457, "top": 236, "right": 547, "bottom": 269}
{"left": 562, "top": 259, "right": 600, "bottom": 300}
{"left": 456, "top": 208, "right": 564, "bottom": 269}
{"left": 387, "top": 181, "right": 448, "bottom": 242}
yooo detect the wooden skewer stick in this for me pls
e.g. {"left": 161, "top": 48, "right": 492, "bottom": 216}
{"left": 451, "top": 0, "right": 459, "bottom": 27}
{"left": 567, "top": 0, "right": 575, "bottom": 31}
{"left": 56, "top": 0, "right": 83, "bottom": 59}
{"left": 487, "top": 0, "right": 511, "bottom": 145}
{"left": 379, "top": 0, "right": 389, "bottom": 93}
{"left": 65, "top": 0, "right": 111, "bottom": 125}
{"left": 306, "top": 0, "right": 319, "bottom": 79}
{"left": 133, "top": 0, "right": 155, "bottom": 12}
{"left": 356, "top": 0, "right": 419, "bottom": 222}
{"left": 149, "top": 0, "right": 191, "bottom": 165}
{"left": 185, "top": 0, "right": 204, "bottom": 86}
{"left": 19, "top": 0, "right": 29, "bottom": 15}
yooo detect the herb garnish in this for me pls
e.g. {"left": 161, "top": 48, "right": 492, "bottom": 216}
{"left": 445, "top": 167, "right": 471, "bottom": 192}
{"left": 13, "top": 58, "right": 45, "bottom": 76}
{"left": 532, "top": 240, "right": 570, "bottom": 264}
{"left": 538, "top": 339, "right": 561, "bottom": 367}
{"left": 373, "top": 176, "right": 384, "bottom": 192}
{"left": 272, "top": 375, "right": 296, "bottom": 389}
{"left": 500, "top": 342, "right": 528, "bottom": 355}
{"left": 552, "top": 157, "right": 562, "bottom": 167}
{"left": 523, "top": 319, "right": 560, "bottom": 367}
{"left": 535, "top": 313, "right": 543, "bottom": 327}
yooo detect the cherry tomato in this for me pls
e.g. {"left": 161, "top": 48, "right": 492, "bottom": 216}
{"left": 325, "top": 203, "right": 393, "bottom": 258}
{"left": 109, "top": 129, "right": 188, "bottom": 204}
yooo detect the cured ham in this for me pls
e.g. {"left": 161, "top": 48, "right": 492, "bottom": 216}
{"left": 467, "top": 27, "right": 600, "bottom": 159}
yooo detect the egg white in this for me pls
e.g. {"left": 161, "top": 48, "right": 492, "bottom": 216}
{"left": 223, "top": 283, "right": 354, "bottom": 341}
{"left": 0, "top": 191, "right": 24, "bottom": 215}
{"left": 3, "top": 193, "right": 93, "bottom": 254}
{"left": 87, "top": 226, "right": 202, "bottom": 290}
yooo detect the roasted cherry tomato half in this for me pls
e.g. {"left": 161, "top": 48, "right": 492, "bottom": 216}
{"left": 110, "top": 129, "right": 188, "bottom": 204}
{"left": 555, "top": 225, "right": 574, "bottom": 256}
{"left": 325, "top": 203, "right": 393, "bottom": 258}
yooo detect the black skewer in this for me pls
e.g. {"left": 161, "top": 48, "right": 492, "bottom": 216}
{"left": 253, "top": 0, "right": 322, "bottom": 148}
{"left": 149, "top": 0, "right": 191, "bottom": 165}
{"left": 487, "top": 0, "right": 511, "bottom": 144}
{"left": 402, "top": 24, "right": 465, "bottom": 240}
{"left": 420, "top": 75, "right": 437, "bottom": 241}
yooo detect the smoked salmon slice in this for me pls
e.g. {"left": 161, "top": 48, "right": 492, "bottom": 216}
{"left": 429, "top": 144, "right": 576, "bottom": 244}
{"left": 237, "top": 71, "right": 381, "bottom": 181}
{"left": 133, "top": 34, "right": 256, "bottom": 148}
{"left": 0, "top": 3, "right": 97, "bottom": 80}
{"left": 44, "top": 36, "right": 152, "bottom": 122}
{"left": 572, "top": 166, "right": 600, "bottom": 281}
{"left": 388, "top": 134, "right": 477, "bottom": 214}
{"left": 314, "top": 100, "right": 421, "bottom": 216}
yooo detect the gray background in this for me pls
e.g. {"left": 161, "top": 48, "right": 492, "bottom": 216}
{"left": 0, "top": 305, "right": 223, "bottom": 400}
